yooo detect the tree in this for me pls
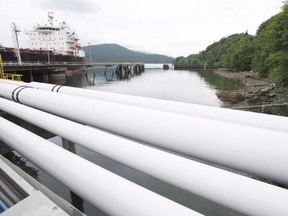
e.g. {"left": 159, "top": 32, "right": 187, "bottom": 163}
{"left": 268, "top": 52, "right": 288, "bottom": 85}
{"left": 174, "top": 2, "right": 288, "bottom": 86}
{"left": 252, "top": 3, "right": 288, "bottom": 85}
{"left": 174, "top": 33, "right": 254, "bottom": 71}
{"left": 174, "top": 56, "right": 188, "bottom": 64}
{"left": 227, "top": 34, "right": 253, "bottom": 71}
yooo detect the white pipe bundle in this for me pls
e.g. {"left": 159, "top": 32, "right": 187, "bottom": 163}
{"left": 1, "top": 97, "right": 288, "bottom": 215}
{"left": 0, "top": 117, "right": 201, "bottom": 216}
{"left": 0, "top": 82, "right": 287, "bottom": 186}
{"left": 1, "top": 79, "right": 287, "bottom": 132}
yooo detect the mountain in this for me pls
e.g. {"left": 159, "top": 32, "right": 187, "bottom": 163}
{"left": 82, "top": 44, "right": 174, "bottom": 63}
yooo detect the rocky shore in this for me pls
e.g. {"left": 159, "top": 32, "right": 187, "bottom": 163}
{"left": 214, "top": 70, "right": 288, "bottom": 116}
{"left": 215, "top": 70, "right": 288, "bottom": 188}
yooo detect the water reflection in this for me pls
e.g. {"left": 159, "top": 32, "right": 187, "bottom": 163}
{"left": 85, "top": 69, "right": 96, "bottom": 85}
{"left": 66, "top": 67, "right": 227, "bottom": 107}
{"left": 67, "top": 67, "right": 240, "bottom": 108}
{"left": 4, "top": 152, "right": 38, "bottom": 180}
{"left": 81, "top": 64, "right": 145, "bottom": 87}
{"left": 196, "top": 70, "right": 243, "bottom": 90}
{"left": 103, "top": 65, "right": 115, "bottom": 81}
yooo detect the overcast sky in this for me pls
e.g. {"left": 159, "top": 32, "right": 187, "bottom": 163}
{"left": 0, "top": 0, "right": 284, "bottom": 57}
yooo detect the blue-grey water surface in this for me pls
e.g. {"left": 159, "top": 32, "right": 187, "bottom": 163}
{"left": 66, "top": 64, "right": 240, "bottom": 106}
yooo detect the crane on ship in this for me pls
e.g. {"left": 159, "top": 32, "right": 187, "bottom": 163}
{"left": 11, "top": 22, "right": 22, "bottom": 65}
{"left": 48, "top": 11, "right": 55, "bottom": 26}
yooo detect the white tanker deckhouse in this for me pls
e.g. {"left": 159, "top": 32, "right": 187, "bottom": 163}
{"left": 26, "top": 12, "right": 85, "bottom": 58}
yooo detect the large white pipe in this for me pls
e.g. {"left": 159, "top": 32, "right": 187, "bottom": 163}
{"left": 6, "top": 79, "right": 288, "bottom": 132}
{"left": 1, "top": 79, "right": 287, "bottom": 132}
{"left": 0, "top": 82, "right": 288, "bottom": 186}
{"left": 1, "top": 98, "right": 288, "bottom": 215}
{"left": 0, "top": 117, "right": 201, "bottom": 216}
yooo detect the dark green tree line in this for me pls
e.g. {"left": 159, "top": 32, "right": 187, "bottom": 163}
{"left": 175, "top": 2, "right": 288, "bottom": 86}
{"left": 253, "top": 2, "right": 288, "bottom": 85}
{"left": 175, "top": 33, "right": 254, "bottom": 71}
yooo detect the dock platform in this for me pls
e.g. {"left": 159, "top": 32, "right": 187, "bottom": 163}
{"left": 0, "top": 155, "right": 85, "bottom": 215}
{"left": 1, "top": 61, "right": 144, "bottom": 82}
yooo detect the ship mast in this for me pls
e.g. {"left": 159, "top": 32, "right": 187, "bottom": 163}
{"left": 11, "top": 22, "right": 22, "bottom": 65}
{"left": 48, "top": 12, "right": 55, "bottom": 26}
{"left": 45, "top": 12, "right": 55, "bottom": 64}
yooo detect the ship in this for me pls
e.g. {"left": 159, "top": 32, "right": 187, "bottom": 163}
{"left": 0, "top": 12, "right": 86, "bottom": 73}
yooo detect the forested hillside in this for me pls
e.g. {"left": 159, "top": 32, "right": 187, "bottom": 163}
{"left": 82, "top": 44, "right": 174, "bottom": 63}
{"left": 252, "top": 4, "right": 288, "bottom": 85}
{"left": 175, "top": 33, "right": 253, "bottom": 71}
{"left": 175, "top": 2, "right": 288, "bottom": 86}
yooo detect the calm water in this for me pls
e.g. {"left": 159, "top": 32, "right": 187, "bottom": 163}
{"left": 17, "top": 65, "right": 244, "bottom": 216}
{"left": 65, "top": 64, "right": 241, "bottom": 106}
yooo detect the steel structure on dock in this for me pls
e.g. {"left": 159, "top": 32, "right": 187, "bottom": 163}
{"left": 0, "top": 55, "right": 23, "bottom": 81}
{"left": 1, "top": 61, "right": 144, "bottom": 82}
{"left": 2, "top": 61, "right": 145, "bottom": 70}
{"left": 0, "top": 154, "right": 84, "bottom": 215}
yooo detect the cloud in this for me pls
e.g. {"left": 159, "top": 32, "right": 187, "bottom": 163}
{"left": 31, "top": 0, "right": 100, "bottom": 13}
{"left": 1, "top": 0, "right": 284, "bottom": 56}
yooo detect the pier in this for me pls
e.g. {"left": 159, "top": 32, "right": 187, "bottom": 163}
{"left": 1, "top": 61, "right": 145, "bottom": 82}
{"left": 0, "top": 79, "right": 288, "bottom": 215}
{"left": 174, "top": 64, "right": 220, "bottom": 70}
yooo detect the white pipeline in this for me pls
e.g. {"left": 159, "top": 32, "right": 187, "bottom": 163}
{"left": 2, "top": 79, "right": 287, "bottom": 132}
{"left": 0, "top": 82, "right": 288, "bottom": 186}
{"left": 1, "top": 98, "right": 288, "bottom": 215}
{"left": 0, "top": 117, "right": 201, "bottom": 216}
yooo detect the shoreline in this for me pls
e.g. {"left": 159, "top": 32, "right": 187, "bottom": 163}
{"left": 214, "top": 70, "right": 288, "bottom": 115}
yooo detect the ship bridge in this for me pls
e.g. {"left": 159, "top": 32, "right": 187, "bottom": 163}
{"left": 36, "top": 26, "right": 61, "bottom": 32}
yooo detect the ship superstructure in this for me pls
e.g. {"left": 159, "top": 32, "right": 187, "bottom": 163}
{"left": 25, "top": 12, "right": 85, "bottom": 58}
{"left": 1, "top": 12, "right": 86, "bottom": 65}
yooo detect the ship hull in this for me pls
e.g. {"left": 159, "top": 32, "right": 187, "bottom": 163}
{"left": 0, "top": 48, "right": 86, "bottom": 83}
{"left": 0, "top": 48, "right": 86, "bottom": 64}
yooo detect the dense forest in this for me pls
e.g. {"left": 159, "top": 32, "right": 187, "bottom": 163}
{"left": 175, "top": 2, "right": 288, "bottom": 86}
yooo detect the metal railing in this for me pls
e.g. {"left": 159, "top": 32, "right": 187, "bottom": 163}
{"left": 2, "top": 61, "right": 85, "bottom": 66}
{"left": 233, "top": 103, "right": 288, "bottom": 115}
{"left": 0, "top": 54, "right": 23, "bottom": 81}
{"left": 2, "top": 61, "right": 145, "bottom": 67}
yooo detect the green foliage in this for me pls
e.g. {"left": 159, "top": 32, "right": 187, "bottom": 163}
{"left": 268, "top": 51, "right": 288, "bottom": 86}
{"left": 223, "top": 33, "right": 253, "bottom": 71}
{"left": 252, "top": 4, "right": 288, "bottom": 85}
{"left": 252, "top": 11, "right": 283, "bottom": 75}
{"left": 174, "top": 33, "right": 253, "bottom": 71}
{"left": 175, "top": 2, "right": 288, "bottom": 86}
{"left": 174, "top": 56, "right": 188, "bottom": 64}
{"left": 275, "top": 86, "right": 288, "bottom": 95}
{"left": 4, "top": 152, "right": 39, "bottom": 179}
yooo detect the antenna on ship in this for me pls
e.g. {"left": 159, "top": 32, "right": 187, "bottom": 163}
{"left": 48, "top": 11, "right": 55, "bottom": 26}
{"left": 11, "top": 22, "right": 22, "bottom": 65}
